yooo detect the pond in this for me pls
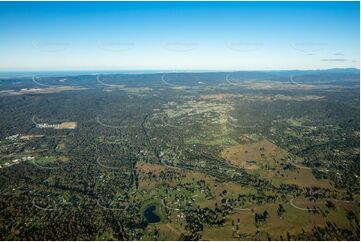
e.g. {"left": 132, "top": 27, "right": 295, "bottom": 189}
{"left": 143, "top": 204, "right": 161, "bottom": 223}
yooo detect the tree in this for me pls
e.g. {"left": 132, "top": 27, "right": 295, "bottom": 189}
{"left": 277, "top": 204, "right": 286, "bottom": 216}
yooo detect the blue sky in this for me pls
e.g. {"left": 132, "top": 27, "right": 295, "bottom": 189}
{"left": 0, "top": 1, "right": 359, "bottom": 71}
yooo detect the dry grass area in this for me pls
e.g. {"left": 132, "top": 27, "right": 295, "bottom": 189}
{"left": 271, "top": 168, "right": 333, "bottom": 189}
{"left": 222, "top": 139, "right": 283, "bottom": 170}
{"left": 56, "top": 122, "right": 77, "bottom": 129}
{"left": 221, "top": 139, "right": 333, "bottom": 189}
{"left": 136, "top": 161, "right": 170, "bottom": 189}
{"left": 142, "top": 223, "right": 181, "bottom": 240}
{"left": 19, "top": 134, "right": 44, "bottom": 140}
{"left": 0, "top": 86, "right": 88, "bottom": 96}
{"left": 228, "top": 202, "right": 352, "bottom": 240}
{"left": 137, "top": 161, "right": 168, "bottom": 175}
{"left": 202, "top": 223, "right": 235, "bottom": 240}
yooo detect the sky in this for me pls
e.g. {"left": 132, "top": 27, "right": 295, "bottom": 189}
{"left": 0, "top": 1, "right": 359, "bottom": 71}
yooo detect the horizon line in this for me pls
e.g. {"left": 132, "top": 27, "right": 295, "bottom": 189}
{"left": 0, "top": 67, "right": 359, "bottom": 73}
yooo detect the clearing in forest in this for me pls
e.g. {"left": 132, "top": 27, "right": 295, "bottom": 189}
{"left": 221, "top": 139, "right": 284, "bottom": 170}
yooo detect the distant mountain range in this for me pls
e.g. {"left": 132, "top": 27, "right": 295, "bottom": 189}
{"left": 0, "top": 68, "right": 359, "bottom": 79}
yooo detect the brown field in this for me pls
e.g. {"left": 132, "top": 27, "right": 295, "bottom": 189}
{"left": 269, "top": 168, "right": 333, "bottom": 188}
{"left": 221, "top": 139, "right": 333, "bottom": 189}
{"left": 137, "top": 161, "right": 168, "bottom": 174}
{"left": 229, "top": 201, "right": 358, "bottom": 240}
{"left": 0, "top": 86, "right": 88, "bottom": 96}
{"left": 142, "top": 223, "right": 182, "bottom": 240}
{"left": 221, "top": 139, "right": 284, "bottom": 170}
{"left": 19, "top": 134, "right": 44, "bottom": 140}
{"left": 56, "top": 122, "right": 77, "bottom": 129}
{"left": 136, "top": 161, "right": 171, "bottom": 189}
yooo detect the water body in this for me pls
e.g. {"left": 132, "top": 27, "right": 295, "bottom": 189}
{"left": 143, "top": 204, "right": 160, "bottom": 223}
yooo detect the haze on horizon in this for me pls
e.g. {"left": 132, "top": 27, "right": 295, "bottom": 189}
{"left": 0, "top": 1, "right": 359, "bottom": 71}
